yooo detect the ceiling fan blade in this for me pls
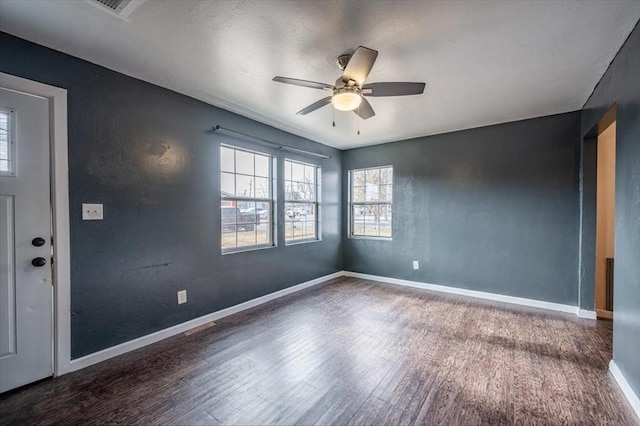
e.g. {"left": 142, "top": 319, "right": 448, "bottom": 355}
{"left": 362, "top": 82, "right": 426, "bottom": 97}
{"left": 342, "top": 46, "right": 378, "bottom": 86}
{"left": 273, "top": 76, "right": 335, "bottom": 91}
{"left": 353, "top": 97, "right": 375, "bottom": 120}
{"left": 296, "top": 96, "right": 332, "bottom": 115}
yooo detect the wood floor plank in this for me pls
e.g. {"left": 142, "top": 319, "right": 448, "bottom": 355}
{"left": 0, "top": 277, "right": 637, "bottom": 425}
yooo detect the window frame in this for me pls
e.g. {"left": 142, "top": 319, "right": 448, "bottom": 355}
{"left": 220, "top": 144, "right": 275, "bottom": 254}
{"left": 0, "top": 106, "right": 16, "bottom": 177}
{"left": 349, "top": 165, "right": 393, "bottom": 240}
{"left": 284, "top": 158, "right": 321, "bottom": 245}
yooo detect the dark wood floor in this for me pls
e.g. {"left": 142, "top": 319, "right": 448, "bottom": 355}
{"left": 1, "top": 277, "right": 637, "bottom": 425}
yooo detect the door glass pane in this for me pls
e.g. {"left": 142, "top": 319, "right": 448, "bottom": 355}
{"left": 0, "top": 109, "right": 13, "bottom": 175}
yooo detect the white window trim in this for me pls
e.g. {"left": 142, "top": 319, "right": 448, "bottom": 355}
{"left": 284, "top": 159, "right": 321, "bottom": 245}
{"left": 221, "top": 144, "right": 275, "bottom": 254}
{"left": 348, "top": 165, "right": 393, "bottom": 240}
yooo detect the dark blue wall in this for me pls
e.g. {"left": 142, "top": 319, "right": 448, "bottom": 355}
{"left": 582, "top": 23, "right": 640, "bottom": 400}
{"left": 0, "top": 32, "right": 343, "bottom": 359}
{"left": 342, "top": 112, "right": 581, "bottom": 305}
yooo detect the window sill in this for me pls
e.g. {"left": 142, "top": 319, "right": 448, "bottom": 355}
{"left": 285, "top": 238, "right": 321, "bottom": 246}
{"left": 348, "top": 235, "right": 392, "bottom": 241}
{"left": 222, "top": 243, "right": 275, "bottom": 255}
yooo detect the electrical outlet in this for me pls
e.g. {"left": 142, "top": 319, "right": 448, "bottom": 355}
{"left": 413, "top": 261, "right": 420, "bottom": 270}
{"left": 82, "top": 203, "right": 103, "bottom": 220}
{"left": 177, "top": 290, "right": 187, "bottom": 304}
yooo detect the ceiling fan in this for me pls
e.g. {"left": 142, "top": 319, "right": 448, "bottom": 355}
{"left": 273, "top": 46, "right": 425, "bottom": 120}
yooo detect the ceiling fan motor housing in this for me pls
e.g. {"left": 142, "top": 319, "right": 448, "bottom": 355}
{"left": 336, "top": 54, "right": 352, "bottom": 70}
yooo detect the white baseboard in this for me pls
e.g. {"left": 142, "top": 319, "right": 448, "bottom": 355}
{"left": 577, "top": 309, "right": 598, "bottom": 320}
{"left": 343, "top": 271, "right": 584, "bottom": 317}
{"left": 69, "top": 271, "right": 343, "bottom": 372}
{"left": 610, "top": 360, "right": 640, "bottom": 419}
{"left": 69, "top": 270, "right": 599, "bottom": 374}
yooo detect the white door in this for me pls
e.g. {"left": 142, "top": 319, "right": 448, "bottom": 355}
{"left": 0, "top": 87, "right": 53, "bottom": 393}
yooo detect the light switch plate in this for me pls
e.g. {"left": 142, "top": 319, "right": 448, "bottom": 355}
{"left": 413, "top": 261, "right": 420, "bottom": 270}
{"left": 82, "top": 203, "right": 103, "bottom": 220}
{"left": 177, "top": 290, "right": 187, "bottom": 305}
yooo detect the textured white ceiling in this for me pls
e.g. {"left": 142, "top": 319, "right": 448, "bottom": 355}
{"left": 1, "top": 0, "right": 638, "bottom": 149}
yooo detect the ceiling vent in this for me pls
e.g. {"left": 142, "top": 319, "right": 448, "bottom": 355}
{"left": 84, "top": 0, "right": 144, "bottom": 18}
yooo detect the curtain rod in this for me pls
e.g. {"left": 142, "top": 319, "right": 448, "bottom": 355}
{"left": 212, "top": 125, "right": 331, "bottom": 160}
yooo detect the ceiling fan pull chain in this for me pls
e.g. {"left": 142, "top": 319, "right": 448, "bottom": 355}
{"left": 357, "top": 105, "right": 361, "bottom": 135}
{"left": 333, "top": 107, "right": 336, "bottom": 127}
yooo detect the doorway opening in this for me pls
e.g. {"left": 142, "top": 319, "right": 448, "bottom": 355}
{"left": 580, "top": 103, "right": 617, "bottom": 322}
{"left": 594, "top": 117, "right": 616, "bottom": 320}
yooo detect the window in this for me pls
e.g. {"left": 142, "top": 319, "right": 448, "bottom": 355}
{"left": 0, "top": 107, "right": 15, "bottom": 176}
{"left": 220, "top": 145, "right": 273, "bottom": 252}
{"left": 285, "top": 159, "right": 320, "bottom": 243}
{"left": 350, "top": 166, "right": 392, "bottom": 238}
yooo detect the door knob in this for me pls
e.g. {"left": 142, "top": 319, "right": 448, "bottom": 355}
{"left": 32, "top": 257, "right": 47, "bottom": 267}
{"left": 32, "top": 237, "right": 46, "bottom": 247}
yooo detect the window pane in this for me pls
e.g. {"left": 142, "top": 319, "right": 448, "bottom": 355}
{"left": 221, "top": 172, "right": 235, "bottom": 196}
{"left": 237, "top": 228, "right": 257, "bottom": 247}
{"left": 377, "top": 204, "right": 392, "bottom": 237}
{"left": 352, "top": 185, "right": 365, "bottom": 202}
{"left": 256, "top": 201, "right": 271, "bottom": 228}
{"left": 352, "top": 170, "right": 365, "bottom": 187}
{"left": 221, "top": 225, "right": 237, "bottom": 249}
{"left": 257, "top": 202, "right": 270, "bottom": 245}
{"left": 288, "top": 181, "right": 313, "bottom": 201}
{"left": 380, "top": 167, "right": 393, "bottom": 185}
{"left": 221, "top": 204, "right": 237, "bottom": 224}
{"left": 254, "top": 177, "right": 269, "bottom": 199}
{"left": 236, "top": 175, "right": 254, "bottom": 197}
{"left": 350, "top": 166, "right": 392, "bottom": 238}
{"left": 291, "top": 161, "right": 304, "bottom": 182}
{"left": 255, "top": 154, "right": 269, "bottom": 177}
{"left": 351, "top": 203, "right": 392, "bottom": 237}
{"left": 285, "top": 181, "right": 293, "bottom": 200}
{"left": 221, "top": 147, "right": 235, "bottom": 172}
{"left": 352, "top": 205, "right": 366, "bottom": 236}
{"left": 221, "top": 145, "right": 273, "bottom": 252}
{"left": 365, "top": 168, "right": 380, "bottom": 186}
{"left": 365, "top": 183, "right": 379, "bottom": 201}
{"left": 301, "top": 181, "right": 315, "bottom": 201}
{"left": 240, "top": 201, "right": 256, "bottom": 216}
{"left": 285, "top": 160, "right": 319, "bottom": 243}
{"left": 379, "top": 184, "right": 392, "bottom": 202}
{"left": 304, "top": 165, "right": 315, "bottom": 183}
{"left": 284, "top": 160, "right": 292, "bottom": 181}
{"left": 236, "top": 150, "right": 254, "bottom": 176}
{"left": 285, "top": 202, "right": 316, "bottom": 241}
{"left": 0, "top": 110, "right": 12, "bottom": 174}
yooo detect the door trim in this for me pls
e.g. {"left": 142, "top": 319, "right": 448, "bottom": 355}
{"left": 0, "top": 73, "right": 71, "bottom": 376}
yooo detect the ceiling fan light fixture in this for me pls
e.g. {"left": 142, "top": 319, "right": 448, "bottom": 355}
{"left": 332, "top": 88, "right": 362, "bottom": 111}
